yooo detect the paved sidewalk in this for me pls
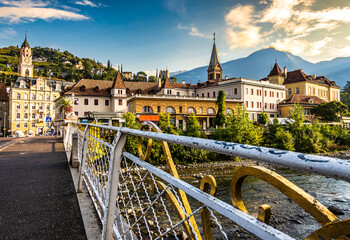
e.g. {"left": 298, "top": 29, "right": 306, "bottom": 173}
{"left": 0, "top": 137, "right": 87, "bottom": 240}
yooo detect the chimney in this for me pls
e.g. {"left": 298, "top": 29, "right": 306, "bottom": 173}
{"left": 225, "top": 76, "right": 228, "bottom": 80}
{"left": 284, "top": 67, "right": 287, "bottom": 78}
{"left": 182, "top": 80, "right": 185, "bottom": 84}
{"left": 313, "top": 74, "right": 316, "bottom": 79}
{"left": 158, "top": 77, "right": 162, "bottom": 89}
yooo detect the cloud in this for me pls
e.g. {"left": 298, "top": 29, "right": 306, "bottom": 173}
{"left": 0, "top": 0, "right": 89, "bottom": 23}
{"left": 177, "top": 24, "right": 211, "bottom": 38}
{"left": 225, "top": 0, "right": 350, "bottom": 59}
{"left": 0, "top": 27, "right": 16, "bottom": 38}
{"left": 74, "top": 0, "right": 99, "bottom": 8}
{"left": 165, "top": 0, "right": 186, "bottom": 15}
{"left": 225, "top": 5, "right": 262, "bottom": 49}
{"left": 346, "top": 36, "right": 350, "bottom": 41}
{"left": 332, "top": 45, "right": 350, "bottom": 57}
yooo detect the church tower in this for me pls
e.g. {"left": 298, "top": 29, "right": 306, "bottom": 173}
{"left": 19, "top": 34, "right": 33, "bottom": 77}
{"left": 207, "top": 33, "right": 222, "bottom": 81}
{"left": 268, "top": 61, "right": 285, "bottom": 85}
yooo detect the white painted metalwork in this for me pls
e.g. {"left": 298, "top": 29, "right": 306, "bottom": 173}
{"left": 62, "top": 122, "right": 350, "bottom": 240}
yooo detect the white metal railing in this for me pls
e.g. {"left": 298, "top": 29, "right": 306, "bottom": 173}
{"left": 63, "top": 122, "right": 350, "bottom": 240}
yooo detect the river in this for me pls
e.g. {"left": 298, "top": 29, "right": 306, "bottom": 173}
{"left": 175, "top": 160, "right": 350, "bottom": 239}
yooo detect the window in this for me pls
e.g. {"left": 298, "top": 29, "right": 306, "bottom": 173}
{"left": 24, "top": 103, "right": 28, "bottom": 109}
{"left": 207, "top": 92, "right": 210, "bottom": 97}
{"left": 265, "top": 103, "right": 267, "bottom": 109}
{"left": 32, "top": 94, "right": 36, "bottom": 100}
{"left": 213, "top": 92, "right": 216, "bottom": 98}
{"left": 251, "top": 101, "right": 254, "bottom": 108}
{"left": 46, "top": 95, "right": 50, "bottom": 100}
{"left": 16, "top": 103, "right": 21, "bottom": 109}
{"left": 118, "top": 99, "right": 123, "bottom": 105}
{"left": 277, "top": 92, "right": 279, "bottom": 98}
{"left": 288, "top": 89, "right": 292, "bottom": 95}
{"left": 296, "top": 88, "right": 300, "bottom": 94}
{"left": 39, "top": 105, "right": 43, "bottom": 110}
{"left": 16, "top": 123, "right": 20, "bottom": 128}
{"left": 24, "top": 94, "right": 28, "bottom": 99}
{"left": 165, "top": 106, "right": 176, "bottom": 114}
{"left": 166, "top": 89, "right": 172, "bottom": 94}
{"left": 308, "top": 87, "right": 311, "bottom": 95}
{"left": 270, "top": 114, "right": 274, "bottom": 118}
{"left": 118, "top": 89, "right": 123, "bottom": 94}
{"left": 24, "top": 113, "right": 28, "bottom": 119}
{"left": 32, "top": 104, "right": 36, "bottom": 110}
{"left": 207, "top": 108, "right": 216, "bottom": 114}
{"left": 245, "top": 101, "right": 248, "bottom": 108}
{"left": 39, "top": 85, "right": 43, "bottom": 90}
{"left": 32, "top": 123, "right": 35, "bottom": 127}
{"left": 16, "top": 113, "right": 20, "bottom": 119}
{"left": 200, "top": 107, "right": 203, "bottom": 114}
{"left": 142, "top": 106, "right": 153, "bottom": 113}
{"left": 177, "top": 92, "right": 180, "bottom": 96}
{"left": 251, "top": 89, "right": 254, "bottom": 95}
{"left": 94, "top": 99, "right": 98, "bottom": 106}
{"left": 39, "top": 95, "right": 43, "bottom": 100}
{"left": 234, "top": 88, "right": 238, "bottom": 95}
{"left": 157, "top": 106, "right": 161, "bottom": 112}
{"left": 84, "top": 99, "right": 89, "bottom": 105}
{"left": 187, "top": 107, "right": 196, "bottom": 114}
{"left": 272, "top": 92, "right": 274, "bottom": 97}
{"left": 84, "top": 112, "right": 89, "bottom": 116}
{"left": 32, "top": 113, "right": 35, "bottom": 119}
{"left": 105, "top": 100, "right": 109, "bottom": 106}
{"left": 17, "top": 93, "right": 21, "bottom": 99}
{"left": 39, "top": 114, "right": 43, "bottom": 119}
{"left": 264, "top": 91, "right": 267, "bottom": 97}
{"left": 46, "top": 105, "right": 50, "bottom": 110}
{"left": 24, "top": 123, "right": 28, "bottom": 128}
{"left": 313, "top": 88, "right": 315, "bottom": 94}
{"left": 179, "top": 107, "right": 182, "bottom": 113}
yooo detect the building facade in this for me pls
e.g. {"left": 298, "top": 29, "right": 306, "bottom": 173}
{"left": 0, "top": 83, "right": 9, "bottom": 136}
{"left": 9, "top": 36, "right": 73, "bottom": 136}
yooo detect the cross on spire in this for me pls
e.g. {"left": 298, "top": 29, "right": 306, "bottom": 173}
{"left": 213, "top": 32, "right": 216, "bottom": 41}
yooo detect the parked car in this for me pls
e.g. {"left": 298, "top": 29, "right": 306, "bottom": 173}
{"left": 14, "top": 130, "right": 25, "bottom": 138}
{"left": 26, "top": 131, "right": 34, "bottom": 137}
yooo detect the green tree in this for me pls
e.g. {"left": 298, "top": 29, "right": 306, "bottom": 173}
{"left": 170, "top": 76, "right": 177, "bottom": 83}
{"left": 107, "top": 59, "right": 111, "bottom": 68}
{"left": 148, "top": 75, "right": 157, "bottom": 82}
{"left": 185, "top": 113, "right": 205, "bottom": 138}
{"left": 214, "top": 90, "right": 226, "bottom": 127}
{"left": 311, "top": 101, "right": 348, "bottom": 122}
{"left": 159, "top": 113, "right": 177, "bottom": 134}
{"left": 258, "top": 112, "right": 269, "bottom": 125}
{"left": 122, "top": 112, "right": 139, "bottom": 156}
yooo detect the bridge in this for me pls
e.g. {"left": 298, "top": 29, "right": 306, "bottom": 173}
{"left": 1, "top": 121, "right": 350, "bottom": 240}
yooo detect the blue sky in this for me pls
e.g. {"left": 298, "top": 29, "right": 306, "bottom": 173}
{"left": 1, "top": 0, "right": 350, "bottom": 76}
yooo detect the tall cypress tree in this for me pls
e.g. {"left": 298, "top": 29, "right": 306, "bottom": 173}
{"left": 214, "top": 90, "right": 226, "bottom": 127}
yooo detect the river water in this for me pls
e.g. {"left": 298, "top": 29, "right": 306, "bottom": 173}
{"left": 176, "top": 161, "right": 350, "bottom": 239}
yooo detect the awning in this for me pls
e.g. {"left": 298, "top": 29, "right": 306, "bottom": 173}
{"left": 139, "top": 115, "right": 159, "bottom": 121}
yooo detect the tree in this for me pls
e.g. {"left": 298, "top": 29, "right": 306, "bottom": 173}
{"left": 214, "top": 90, "right": 226, "bottom": 127}
{"left": 107, "top": 60, "right": 111, "bottom": 68}
{"left": 311, "top": 101, "right": 348, "bottom": 122}
{"left": 185, "top": 113, "right": 205, "bottom": 138}
{"left": 170, "top": 76, "right": 177, "bottom": 83}
{"left": 341, "top": 81, "right": 350, "bottom": 110}
{"left": 148, "top": 75, "right": 157, "bottom": 82}
{"left": 258, "top": 112, "right": 269, "bottom": 125}
{"left": 159, "top": 113, "right": 177, "bottom": 134}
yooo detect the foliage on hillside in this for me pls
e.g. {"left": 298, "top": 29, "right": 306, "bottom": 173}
{"left": 0, "top": 45, "right": 118, "bottom": 84}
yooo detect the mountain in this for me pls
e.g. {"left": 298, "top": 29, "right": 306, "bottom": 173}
{"left": 173, "top": 48, "right": 350, "bottom": 88}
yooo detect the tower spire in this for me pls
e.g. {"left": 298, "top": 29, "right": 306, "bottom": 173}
{"left": 207, "top": 33, "right": 222, "bottom": 80}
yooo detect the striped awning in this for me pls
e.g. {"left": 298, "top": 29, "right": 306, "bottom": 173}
{"left": 139, "top": 115, "right": 160, "bottom": 121}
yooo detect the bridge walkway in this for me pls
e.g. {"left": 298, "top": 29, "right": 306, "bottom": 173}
{"left": 0, "top": 137, "right": 87, "bottom": 240}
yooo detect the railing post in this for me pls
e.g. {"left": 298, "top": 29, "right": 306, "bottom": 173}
{"left": 78, "top": 125, "right": 90, "bottom": 193}
{"left": 70, "top": 133, "right": 79, "bottom": 167}
{"left": 101, "top": 131, "right": 127, "bottom": 240}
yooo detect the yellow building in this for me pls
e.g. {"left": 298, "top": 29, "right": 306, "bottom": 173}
{"left": 8, "top": 36, "right": 73, "bottom": 136}
{"left": 267, "top": 63, "right": 341, "bottom": 119}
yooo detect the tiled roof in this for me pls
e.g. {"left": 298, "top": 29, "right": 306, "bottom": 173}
{"left": 111, "top": 71, "right": 126, "bottom": 89}
{"left": 171, "top": 82, "right": 197, "bottom": 89}
{"left": 279, "top": 94, "right": 325, "bottom": 105}
{"left": 124, "top": 81, "right": 159, "bottom": 95}
{"left": 0, "top": 83, "right": 8, "bottom": 101}
{"left": 284, "top": 69, "right": 340, "bottom": 88}
{"left": 268, "top": 63, "right": 284, "bottom": 77}
{"left": 64, "top": 79, "right": 113, "bottom": 97}
{"left": 162, "top": 77, "right": 174, "bottom": 88}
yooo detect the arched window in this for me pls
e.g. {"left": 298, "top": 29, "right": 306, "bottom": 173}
{"left": 17, "top": 93, "right": 21, "bottom": 99}
{"left": 25, "top": 69, "right": 30, "bottom": 76}
{"left": 207, "top": 107, "right": 216, "bottom": 115}
{"left": 165, "top": 106, "right": 176, "bottom": 114}
{"left": 142, "top": 106, "right": 153, "bottom": 113}
{"left": 187, "top": 107, "right": 196, "bottom": 114}
{"left": 226, "top": 108, "right": 232, "bottom": 115}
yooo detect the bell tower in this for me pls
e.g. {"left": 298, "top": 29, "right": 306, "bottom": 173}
{"left": 207, "top": 33, "right": 222, "bottom": 81}
{"left": 19, "top": 33, "right": 33, "bottom": 77}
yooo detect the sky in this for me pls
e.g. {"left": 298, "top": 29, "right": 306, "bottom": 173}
{"left": 0, "top": 0, "right": 350, "bottom": 76}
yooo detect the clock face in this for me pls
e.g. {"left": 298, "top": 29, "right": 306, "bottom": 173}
{"left": 24, "top": 58, "right": 30, "bottom": 63}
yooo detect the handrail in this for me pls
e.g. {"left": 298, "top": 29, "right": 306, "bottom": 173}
{"left": 79, "top": 123, "right": 350, "bottom": 182}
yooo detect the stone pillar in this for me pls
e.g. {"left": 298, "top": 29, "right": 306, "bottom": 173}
{"left": 70, "top": 133, "right": 79, "bottom": 168}
{"left": 175, "top": 119, "right": 179, "bottom": 129}
{"left": 108, "top": 119, "right": 112, "bottom": 126}
{"left": 207, "top": 117, "right": 210, "bottom": 128}
{"left": 183, "top": 120, "right": 186, "bottom": 131}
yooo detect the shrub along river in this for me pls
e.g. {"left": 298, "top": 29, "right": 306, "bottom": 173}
{"left": 173, "top": 155, "right": 350, "bottom": 239}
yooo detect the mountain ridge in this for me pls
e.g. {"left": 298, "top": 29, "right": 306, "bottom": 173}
{"left": 172, "top": 48, "right": 349, "bottom": 88}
